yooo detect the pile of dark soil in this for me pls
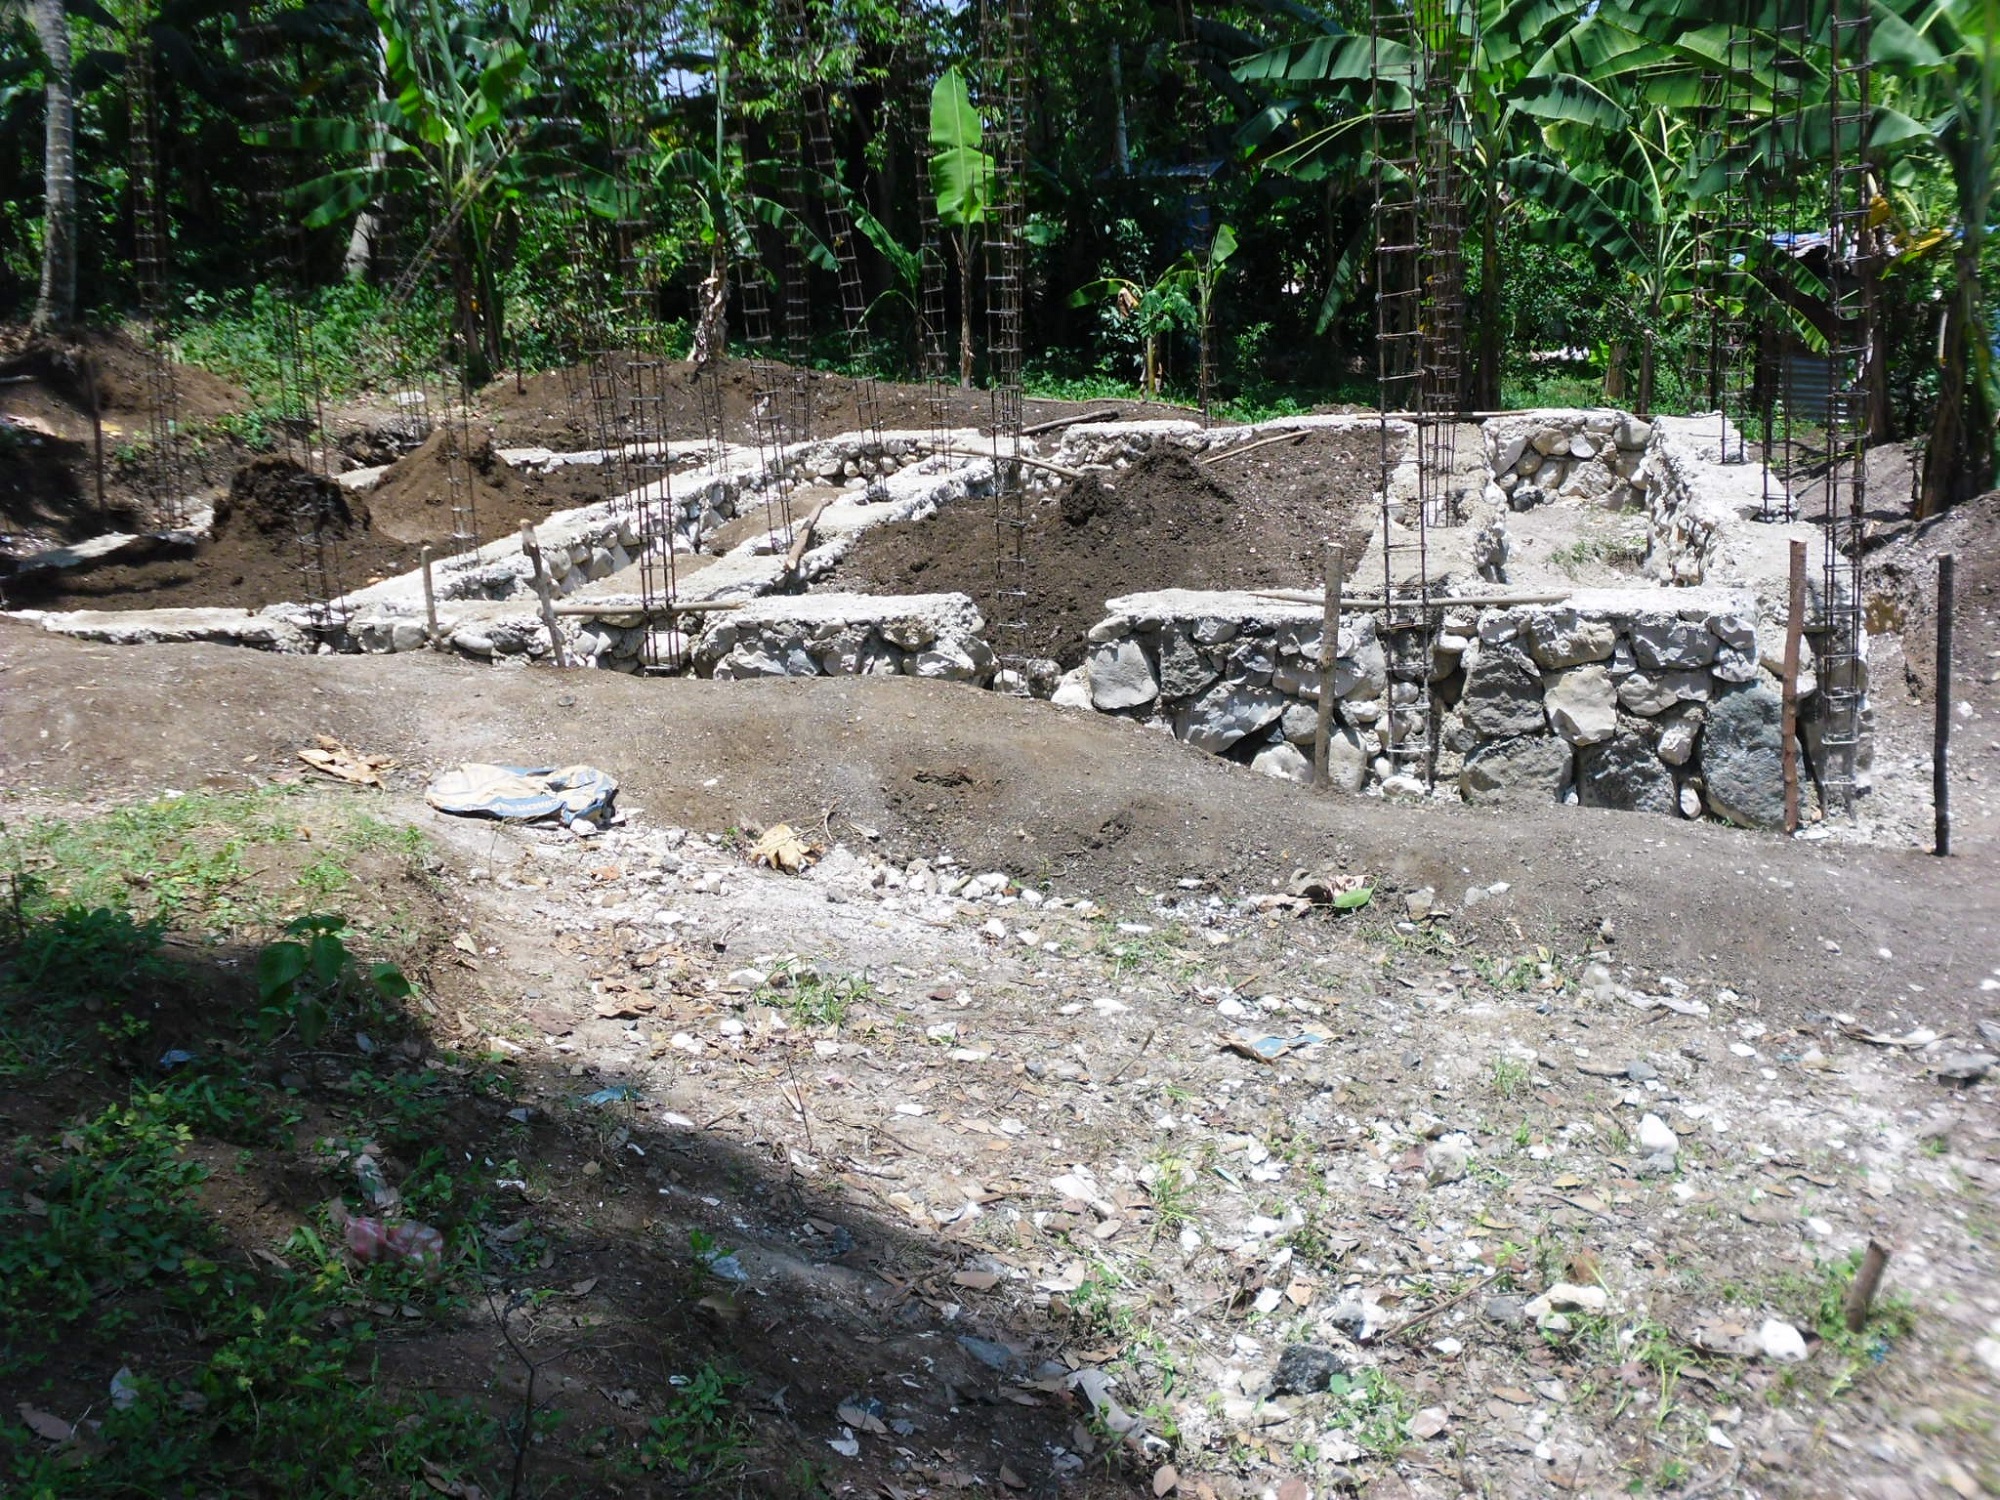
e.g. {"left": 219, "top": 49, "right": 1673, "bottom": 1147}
{"left": 825, "top": 428, "right": 1387, "bottom": 667}
{"left": 5, "top": 456, "right": 422, "bottom": 613}
{"left": 0, "top": 324, "right": 248, "bottom": 542}
{"left": 365, "top": 428, "right": 612, "bottom": 543}
{"left": 1879, "top": 487, "right": 2000, "bottom": 704}
{"left": 477, "top": 355, "right": 1192, "bottom": 450}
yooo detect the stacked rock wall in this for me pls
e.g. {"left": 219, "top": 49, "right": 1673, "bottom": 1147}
{"left": 691, "top": 593, "right": 996, "bottom": 684}
{"left": 1483, "top": 409, "right": 1654, "bottom": 513}
{"left": 1074, "top": 587, "right": 1796, "bottom": 828}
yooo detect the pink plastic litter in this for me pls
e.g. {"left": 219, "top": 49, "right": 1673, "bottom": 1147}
{"left": 343, "top": 1215, "right": 446, "bottom": 1276}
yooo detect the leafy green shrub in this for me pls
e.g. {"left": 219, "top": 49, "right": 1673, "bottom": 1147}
{"left": 256, "top": 914, "right": 414, "bottom": 1046}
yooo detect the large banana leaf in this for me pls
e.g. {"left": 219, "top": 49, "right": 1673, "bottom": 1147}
{"left": 928, "top": 67, "right": 992, "bottom": 230}
{"left": 1233, "top": 33, "right": 1409, "bottom": 83}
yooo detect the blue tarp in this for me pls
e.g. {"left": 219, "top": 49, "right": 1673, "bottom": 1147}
{"left": 425, "top": 763, "right": 618, "bottom": 830}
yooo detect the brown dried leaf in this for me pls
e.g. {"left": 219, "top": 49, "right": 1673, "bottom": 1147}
{"left": 1153, "top": 1463, "right": 1180, "bottom": 1495}
{"left": 17, "top": 1404, "right": 74, "bottom": 1444}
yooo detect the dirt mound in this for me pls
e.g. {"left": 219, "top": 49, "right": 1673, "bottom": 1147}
{"left": 0, "top": 324, "right": 244, "bottom": 428}
{"left": 366, "top": 429, "right": 521, "bottom": 543}
{"left": 0, "top": 324, "right": 249, "bottom": 542}
{"left": 476, "top": 354, "right": 1194, "bottom": 450}
{"left": 1879, "top": 488, "right": 2000, "bottom": 705}
{"left": 219, "top": 455, "right": 361, "bottom": 537}
{"left": 825, "top": 428, "right": 1385, "bottom": 667}
{"left": 5, "top": 456, "right": 422, "bottom": 613}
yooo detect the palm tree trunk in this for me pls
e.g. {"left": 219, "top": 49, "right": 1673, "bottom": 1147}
{"left": 28, "top": 0, "right": 76, "bottom": 331}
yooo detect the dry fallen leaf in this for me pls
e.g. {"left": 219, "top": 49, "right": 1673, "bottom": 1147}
{"left": 17, "top": 1403, "right": 74, "bottom": 1444}
{"left": 297, "top": 737, "right": 396, "bottom": 788}
{"left": 1153, "top": 1462, "right": 1180, "bottom": 1495}
{"left": 997, "top": 1466, "right": 1026, "bottom": 1491}
{"left": 952, "top": 1270, "right": 1000, "bottom": 1292}
{"left": 837, "top": 1403, "right": 888, "bottom": 1435}
{"left": 749, "top": 822, "right": 821, "bottom": 874}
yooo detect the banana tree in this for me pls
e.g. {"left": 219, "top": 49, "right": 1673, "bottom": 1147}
{"left": 1897, "top": 0, "right": 2000, "bottom": 514}
{"left": 1505, "top": 105, "right": 1706, "bottom": 413}
{"left": 292, "top": 0, "right": 546, "bottom": 386}
{"left": 928, "top": 65, "right": 992, "bottom": 387}
{"left": 1231, "top": 0, "right": 1624, "bottom": 406}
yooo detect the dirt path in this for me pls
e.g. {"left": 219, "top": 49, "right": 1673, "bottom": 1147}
{"left": 3, "top": 624, "right": 1996, "bottom": 1498}
{"left": 3, "top": 625, "right": 1991, "bottom": 1028}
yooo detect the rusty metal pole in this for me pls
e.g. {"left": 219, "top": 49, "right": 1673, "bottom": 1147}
{"left": 1782, "top": 540, "right": 1806, "bottom": 832}
{"left": 1313, "top": 543, "right": 1345, "bottom": 789}
{"left": 1935, "top": 552, "right": 1955, "bottom": 856}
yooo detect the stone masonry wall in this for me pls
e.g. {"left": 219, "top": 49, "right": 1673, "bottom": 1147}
{"left": 1072, "top": 586, "right": 1797, "bottom": 829}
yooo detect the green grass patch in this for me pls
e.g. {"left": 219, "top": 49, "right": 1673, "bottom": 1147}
{"left": 3, "top": 788, "right": 427, "bottom": 936}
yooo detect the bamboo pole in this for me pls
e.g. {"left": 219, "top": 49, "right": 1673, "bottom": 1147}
{"left": 419, "top": 545, "right": 438, "bottom": 644}
{"left": 551, "top": 599, "right": 744, "bottom": 618}
{"left": 1842, "top": 1239, "right": 1891, "bottom": 1333}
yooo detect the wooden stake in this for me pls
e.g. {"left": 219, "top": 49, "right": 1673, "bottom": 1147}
{"left": 785, "top": 496, "right": 833, "bottom": 572}
{"left": 82, "top": 348, "right": 106, "bottom": 521}
{"left": 419, "top": 545, "right": 438, "bottom": 644}
{"left": 519, "top": 521, "right": 568, "bottom": 668}
{"left": 1313, "top": 544, "right": 1344, "bottom": 790}
{"left": 1019, "top": 408, "right": 1120, "bottom": 436}
{"left": 1782, "top": 540, "right": 1806, "bottom": 833}
{"left": 1842, "top": 1239, "right": 1891, "bottom": 1333}
{"left": 1936, "top": 552, "right": 1955, "bottom": 857}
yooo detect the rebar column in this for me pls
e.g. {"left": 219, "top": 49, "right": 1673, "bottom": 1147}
{"left": 981, "top": 0, "right": 1030, "bottom": 672}
{"left": 126, "top": 27, "right": 185, "bottom": 529}
{"left": 1817, "top": 0, "right": 1873, "bottom": 813}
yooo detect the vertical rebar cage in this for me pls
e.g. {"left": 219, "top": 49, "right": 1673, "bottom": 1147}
{"left": 982, "top": 0, "right": 1030, "bottom": 673}
{"left": 1817, "top": 0, "right": 1872, "bottom": 813}
{"left": 1369, "top": 0, "right": 1468, "bottom": 788}
{"left": 126, "top": 24, "right": 186, "bottom": 530}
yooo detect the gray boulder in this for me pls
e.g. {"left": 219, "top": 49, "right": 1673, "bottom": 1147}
{"left": 1544, "top": 664, "right": 1617, "bottom": 745}
{"left": 1461, "top": 643, "right": 1548, "bottom": 738}
{"left": 1460, "top": 734, "right": 1573, "bottom": 806}
{"left": 1617, "top": 668, "right": 1713, "bottom": 716}
{"left": 1524, "top": 609, "right": 1617, "bottom": 669}
{"left": 1577, "top": 732, "right": 1677, "bottom": 814}
{"left": 1178, "top": 680, "right": 1288, "bottom": 753}
{"left": 1631, "top": 618, "right": 1720, "bottom": 670}
{"left": 1157, "top": 627, "right": 1219, "bottom": 699}
{"left": 1087, "top": 638, "right": 1159, "bottom": 710}
{"left": 1704, "top": 679, "right": 1787, "bottom": 829}
{"left": 1251, "top": 741, "right": 1312, "bottom": 785}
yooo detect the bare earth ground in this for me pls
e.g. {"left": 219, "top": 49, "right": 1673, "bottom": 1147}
{"left": 824, "top": 434, "right": 1389, "bottom": 669}
{"left": 2, "top": 623, "right": 1998, "bottom": 1498}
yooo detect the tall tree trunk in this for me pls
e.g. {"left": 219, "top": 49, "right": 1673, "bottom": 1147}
{"left": 28, "top": 0, "right": 76, "bottom": 331}
{"left": 343, "top": 49, "right": 392, "bottom": 281}
{"left": 1109, "top": 40, "right": 1130, "bottom": 175}
{"left": 1919, "top": 254, "right": 1996, "bottom": 518}
{"left": 1473, "top": 182, "right": 1501, "bottom": 410}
